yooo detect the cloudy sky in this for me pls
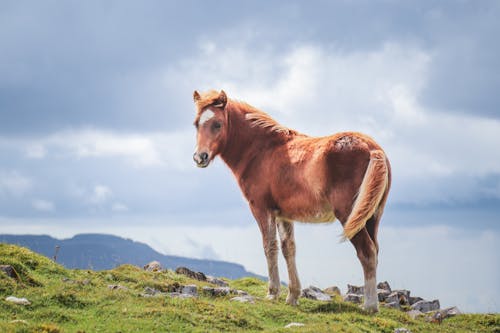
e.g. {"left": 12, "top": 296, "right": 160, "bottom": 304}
{"left": 1, "top": 1, "right": 499, "bottom": 313}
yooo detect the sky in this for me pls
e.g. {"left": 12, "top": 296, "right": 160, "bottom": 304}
{"left": 0, "top": 0, "right": 499, "bottom": 313}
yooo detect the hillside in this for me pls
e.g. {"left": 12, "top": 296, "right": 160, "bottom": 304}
{"left": 0, "top": 244, "right": 498, "bottom": 333}
{"left": 0, "top": 234, "right": 264, "bottom": 280}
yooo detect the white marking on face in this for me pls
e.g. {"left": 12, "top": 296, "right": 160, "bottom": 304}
{"left": 199, "top": 109, "right": 215, "bottom": 125}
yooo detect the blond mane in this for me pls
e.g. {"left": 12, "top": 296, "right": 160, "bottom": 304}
{"left": 232, "top": 101, "right": 294, "bottom": 135}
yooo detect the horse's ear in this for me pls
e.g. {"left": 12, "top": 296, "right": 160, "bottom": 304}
{"left": 212, "top": 90, "right": 227, "bottom": 109}
{"left": 193, "top": 90, "right": 201, "bottom": 102}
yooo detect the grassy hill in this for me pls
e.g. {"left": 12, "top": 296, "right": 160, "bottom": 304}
{"left": 0, "top": 244, "right": 498, "bottom": 333}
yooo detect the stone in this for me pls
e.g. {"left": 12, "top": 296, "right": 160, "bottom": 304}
{"left": 301, "top": 286, "right": 332, "bottom": 301}
{"left": 394, "top": 328, "right": 412, "bottom": 333}
{"left": 377, "top": 289, "right": 391, "bottom": 302}
{"left": 181, "top": 284, "right": 198, "bottom": 297}
{"left": 409, "top": 296, "right": 423, "bottom": 305}
{"left": 175, "top": 267, "right": 207, "bottom": 281}
{"left": 406, "top": 309, "right": 424, "bottom": 319}
{"left": 347, "top": 284, "right": 364, "bottom": 295}
{"left": 386, "top": 290, "right": 410, "bottom": 306}
{"left": 0, "top": 265, "right": 20, "bottom": 281}
{"left": 143, "top": 261, "right": 162, "bottom": 272}
{"left": 166, "top": 282, "right": 182, "bottom": 293}
{"left": 410, "top": 299, "right": 440, "bottom": 312}
{"left": 202, "top": 286, "right": 231, "bottom": 297}
{"left": 285, "top": 322, "right": 305, "bottom": 328}
{"left": 384, "top": 301, "right": 401, "bottom": 310}
{"left": 169, "top": 292, "right": 196, "bottom": 299}
{"left": 343, "top": 293, "right": 363, "bottom": 304}
{"left": 323, "top": 286, "right": 341, "bottom": 297}
{"left": 441, "top": 306, "right": 461, "bottom": 318}
{"left": 231, "top": 295, "right": 255, "bottom": 303}
{"left": 206, "top": 275, "right": 229, "bottom": 287}
{"left": 235, "top": 289, "right": 248, "bottom": 296}
{"left": 10, "top": 319, "right": 28, "bottom": 325}
{"left": 5, "top": 296, "right": 31, "bottom": 305}
{"left": 108, "top": 284, "right": 128, "bottom": 291}
{"left": 377, "top": 281, "right": 391, "bottom": 292}
{"left": 140, "top": 286, "right": 164, "bottom": 297}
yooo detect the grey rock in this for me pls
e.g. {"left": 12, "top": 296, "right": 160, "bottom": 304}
{"left": 207, "top": 275, "right": 229, "bottom": 287}
{"left": 409, "top": 296, "right": 423, "bottom": 305}
{"left": 202, "top": 286, "right": 231, "bottom": 297}
{"left": 411, "top": 299, "right": 440, "bottom": 312}
{"left": 301, "top": 286, "right": 332, "bottom": 301}
{"left": 181, "top": 284, "right": 198, "bottom": 296}
{"left": 377, "top": 281, "right": 391, "bottom": 292}
{"left": 323, "top": 286, "right": 341, "bottom": 297}
{"left": 406, "top": 309, "right": 424, "bottom": 319}
{"left": 285, "top": 322, "right": 305, "bottom": 328}
{"left": 347, "top": 284, "right": 364, "bottom": 295}
{"left": 235, "top": 289, "right": 248, "bottom": 296}
{"left": 175, "top": 267, "right": 207, "bottom": 281}
{"left": 0, "top": 265, "right": 20, "bottom": 281}
{"left": 143, "top": 261, "right": 162, "bottom": 272}
{"left": 386, "top": 290, "right": 410, "bottom": 306}
{"left": 384, "top": 301, "right": 401, "bottom": 310}
{"left": 140, "top": 286, "right": 164, "bottom": 297}
{"left": 108, "top": 284, "right": 128, "bottom": 291}
{"left": 230, "top": 295, "right": 255, "bottom": 303}
{"left": 5, "top": 296, "right": 31, "bottom": 305}
{"left": 343, "top": 293, "right": 363, "bottom": 304}
{"left": 169, "top": 292, "right": 196, "bottom": 299}
{"left": 377, "top": 289, "right": 391, "bottom": 302}
{"left": 394, "top": 328, "right": 412, "bottom": 333}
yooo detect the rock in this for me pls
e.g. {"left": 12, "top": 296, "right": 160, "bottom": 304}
{"left": 166, "top": 282, "right": 182, "bottom": 293}
{"left": 235, "top": 289, "right": 248, "bottom": 296}
{"left": 231, "top": 295, "right": 255, "bottom": 303}
{"left": 169, "top": 292, "right": 196, "bottom": 299}
{"left": 441, "top": 306, "right": 461, "bottom": 318}
{"left": 108, "top": 284, "right": 128, "bottom": 291}
{"left": 384, "top": 301, "right": 401, "bottom": 310}
{"left": 386, "top": 290, "right": 410, "bottom": 306}
{"left": 347, "top": 284, "right": 364, "bottom": 295}
{"left": 301, "top": 286, "right": 331, "bottom": 301}
{"left": 377, "top": 281, "right": 391, "bottom": 292}
{"left": 143, "top": 261, "right": 162, "bottom": 272}
{"left": 0, "top": 265, "right": 21, "bottom": 281}
{"left": 181, "top": 284, "right": 198, "bottom": 297}
{"left": 394, "top": 328, "right": 412, "bottom": 333}
{"left": 285, "top": 322, "right": 305, "bottom": 328}
{"left": 140, "top": 286, "right": 164, "bottom": 297}
{"left": 323, "top": 286, "right": 341, "bottom": 297}
{"left": 202, "top": 286, "right": 231, "bottom": 297}
{"left": 10, "top": 320, "right": 28, "bottom": 325}
{"left": 206, "top": 275, "right": 229, "bottom": 287}
{"left": 406, "top": 309, "right": 424, "bottom": 319}
{"left": 343, "top": 293, "right": 363, "bottom": 304}
{"left": 411, "top": 299, "right": 440, "bottom": 312}
{"left": 175, "top": 267, "right": 207, "bottom": 281}
{"left": 5, "top": 296, "right": 31, "bottom": 305}
{"left": 409, "top": 296, "right": 423, "bottom": 305}
{"left": 377, "top": 289, "right": 391, "bottom": 302}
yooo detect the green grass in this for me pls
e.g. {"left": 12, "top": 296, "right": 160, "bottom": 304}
{"left": 1, "top": 243, "right": 498, "bottom": 333}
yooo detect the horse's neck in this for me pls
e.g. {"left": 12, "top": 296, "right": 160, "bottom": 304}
{"left": 220, "top": 105, "right": 283, "bottom": 177}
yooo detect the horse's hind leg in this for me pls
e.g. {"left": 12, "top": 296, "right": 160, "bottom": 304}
{"left": 277, "top": 219, "right": 301, "bottom": 305}
{"left": 350, "top": 228, "right": 379, "bottom": 313}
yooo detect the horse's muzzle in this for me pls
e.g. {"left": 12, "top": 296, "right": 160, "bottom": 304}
{"left": 193, "top": 152, "right": 210, "bottom": 168}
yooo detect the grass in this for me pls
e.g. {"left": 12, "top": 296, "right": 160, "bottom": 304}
{"left": 1, "top": 243, "right": 499, "bottom": 332}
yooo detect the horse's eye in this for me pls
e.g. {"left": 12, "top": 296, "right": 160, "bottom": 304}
{"left": 212, "top": 122, "right": 222, "bottom": 131}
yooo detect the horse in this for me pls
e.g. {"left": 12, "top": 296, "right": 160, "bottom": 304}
{"left": 192, "top": 89, "right": 391, "bottom": 312}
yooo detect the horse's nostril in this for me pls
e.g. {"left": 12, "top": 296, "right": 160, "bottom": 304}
{"left": 200, "top": 152, "right": 209, "bottom": 161}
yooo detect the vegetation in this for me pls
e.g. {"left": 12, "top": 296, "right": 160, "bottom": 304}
{"left": 1, "top": 243, "right": 498, "bottom": 332}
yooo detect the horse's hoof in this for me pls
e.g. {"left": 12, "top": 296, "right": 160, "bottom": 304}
{"left": 286, "top": 296, "right": 299, "bottom": 306}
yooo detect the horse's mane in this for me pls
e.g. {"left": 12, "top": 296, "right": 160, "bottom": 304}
{"left": 231, "top": 100, "right": 296, "bottom": 136}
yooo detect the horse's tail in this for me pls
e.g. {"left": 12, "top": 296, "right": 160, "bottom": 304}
{"left": 342, "top": 149, "right": 389, "bottom": 241}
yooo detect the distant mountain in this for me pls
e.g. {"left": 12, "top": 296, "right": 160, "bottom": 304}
{"left": 0, "top": 234, "right": 265, "bottom": 280}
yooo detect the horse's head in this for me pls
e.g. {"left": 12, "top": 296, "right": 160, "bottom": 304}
{"left": 192, "top": 89, "right": 228, "bottom": 168}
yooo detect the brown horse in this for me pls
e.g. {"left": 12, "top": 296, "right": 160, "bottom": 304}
{"left": 192, "top": 89, "right": 391, "bottom": 312}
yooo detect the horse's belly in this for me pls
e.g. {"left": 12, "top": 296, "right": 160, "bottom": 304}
{"left": 279, "top": 206, "right": 336, "bottom": 223}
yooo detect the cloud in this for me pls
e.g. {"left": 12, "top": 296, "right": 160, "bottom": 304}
{"left": 32, "top": 199, "right": 55, "bottom": 212}
{"left": 89, "top": 185, "right": 112, "bottom": 205}
{"left": 0, "top": 170, "right": 32, "bottom": 197}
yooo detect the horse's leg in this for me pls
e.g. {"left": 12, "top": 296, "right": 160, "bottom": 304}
{"left": 350, "top": 227, "right": 379, "bottom": 312}
{"left": 252, "top": 208, "right": 280, "bottom": 300}
{"left": 277, "top": 219, "right": 301, "bottom": 305}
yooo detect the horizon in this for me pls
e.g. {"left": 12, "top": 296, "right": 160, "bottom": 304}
{"left": 1, "top": 1, "right": 499, "bottom": 313}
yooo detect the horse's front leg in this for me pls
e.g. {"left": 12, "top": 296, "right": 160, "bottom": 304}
{"left": 252, "top": 208, "right": 280, "bottom": 300}
{"left": 277, "top": 219, "right": 301, "bottom": 305}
